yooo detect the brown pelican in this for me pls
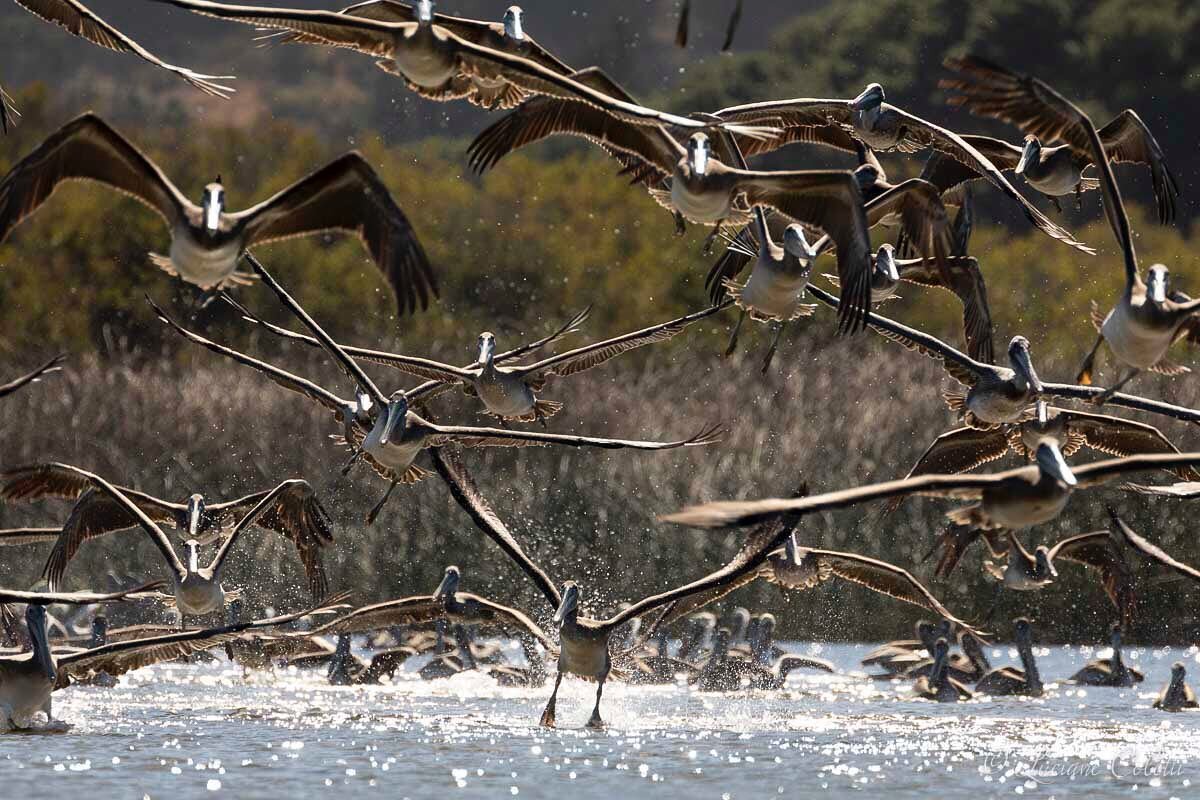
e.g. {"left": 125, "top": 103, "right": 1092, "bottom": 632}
{"left": 904, "top": 628, "right": 991, "bottom": 683}
{"left": 675, "top": 0, "right": 744, "bottom": 52}
{"left": 0, "top": 463, "right": 334, "bottom": 599}
{"left": 941, "top": 56, "right": 1178, "bottom": 224}
{"left": 711, "top": 86, "right": 1092, "bottom": 255}
{"left": 41, "top": 465, "right": 326, "bottom": 613}
{"left": 0, "top": 114, "right": 436, "bottom": 314}
{"left": 0, "top": 599, "right": 340, "bottom": 729}
{"left": 10, "top": 0, "right": 232, "bottom": 100}
{"left": 975, "top": 618, "right": 1042, "bottom": 697}
{"left": 148, "top": 0, "right": 762, "bottom": 138}
{"left": 661, "top": 450, "right": 1200, "bottom": 532}
{"left": 936, "top": 56, "right": 1196, "bottom": 400}
{"left": 267, "top": 2, "right": 572, "bottom": 109}
{"left": 1067, "top": 624, "right": 1144, "bottom": 687}
{"left": 885, "top": 400, "right": 1198, "bottom": 513}
{"left": 0, "top": 355, "right": 64, "bottom": 399}
{"left": 861, "top": 620, "right": 948, "bottom": 676}
{"left": 1154, "top": 663, "right": 1197, "bottom": 712}
{"left": 748, "top": 614, "right": 835, "bottom": 676}
{"left": 804, "top": 283, "right": 1200, "bottom": 425}
{"left": 912, "top": 638, "right": 972, "bottom": 702}
{"left": 0, "top": 80, "right": 17, "bottom": 134}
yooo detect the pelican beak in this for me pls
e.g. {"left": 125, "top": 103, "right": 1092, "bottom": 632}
{"left": 477, "top": 333, "right": 496, "bottom": 365}
{"left": 202, "top": 182, "right": 224, "bottom": 234}
{"left": 26, "top": 606, "right": 56, "bottom": 682}
{"left": 185, "top": 539, "right": 201, "bottom": 573}
{"left": 876, "top": 244, "right": 899, "bottom": 282}
{"left": 553, "top": 584, "right": 579, "bottom": 625}
{"left": 433, "top": 567, "right": 459, "bottom": 601}
{"left": 782, "top": 225, "right": 812, "bottom": 260}
{"left": 378, "top": 396, "right": 407, "bottom": 446}
{"left": 1015, "top": 138, "right": 1038, "bottom": 176}
{"left": 851, "top": 83, "right": 884, "bottom": 111}
{"left": 1036, "top": 441, "right": 1077, "bottom": 487}
{"left": 1010, "top": 337, "right": 1043, "bottom": 394}
{"left": 1149, "top": 266, "right": 1169, "bottom": 304}
{"left": 187, "top": 495, "right": 203, "bottom": 538}
{"left": 690, "top": 134, "right": 710, "bottom": 175}
{"left": 786, "top": 532, "right": 803, "bottom": 566}
{"left": 416, "top": 0, "right": 434, "bottom": 23}
{"left": 503, "top": 6, "right": 524, "bottom": 40}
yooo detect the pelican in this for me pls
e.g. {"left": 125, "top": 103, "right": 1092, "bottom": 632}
{"left": 675, "top": 0, "right": 744, "bottom": 52}
{"left": 904, "top": 628, "right": 991, "bottom": 683}
{"left": 1, "top": 80, "right": 17, "bottom": 134}
{"left": 1154, "top": 663, "right": 1197, "bottom": 712}
{"left": 861, "top": 620, "right": 948, "bottom": 676}
{"left": 749, "top": 615, "right": 835, "bottom": 676}
{"left": 0, "top": 463, "right": 334, "bottom": 599}
{"left": 1067, "top": 624, "right": 1144, "bottom": 687}
{"left": 0, "top": 600, "right": 340, "bottom": 730}
{"left": 0, "top": 355, "right": 64, "bottom": 399}
{"left": 975, "top": 618, "right": 1042, "bottom": 697}
{"left": 936, "top": 56, "right": 1196, "bottom": 400}
{"left": 885, "top": 400, "right": 1198, "bottom": 513}
{"left": 0, "top": 114, "right": 436, "bottom": 314}
{"left": 148, "top": 0, "right": 760, "bottom": 137}
{"left": 661, "top": 450, "right": 1200, "bottom": 532}
{"left": 804, "top": 283, "right": 1200, "bottom": 425}
{"left": 153, "top": 258, "right": 722, "bottom": 519}
{"left": 42, "top": 465, "right": 325, "bottom": 614}
{"left": 9, "top": 0, "right": 232, "bottom": 103}
{"left": 941, "top": 55, "right": 1178, "bottom": 223}
{"left": 912, "top": 638, "right": 972, "bottom": 702}
{"left": 268, "top": 2, "right": 572, "bottom": 109}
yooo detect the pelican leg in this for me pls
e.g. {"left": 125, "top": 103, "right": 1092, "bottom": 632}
{"left": 340, "top": 450, "right": 362, "bottom": 476}
{"left": 586, "top": 674, "right": 607, "bottom": 729}
{"left": 1076, "top": 334, "right": 1105, "bottom": 385}
{"left": 1047, "top": 195, "right": 1063, "bottom": 214}
{"left": 367, "top": 481, "right": 399, "bottom": 524}
{"left": 702, "top": 224, "right": 723, "bottom": 256}
{"left": 1075, "top": 183, "right": 1084, "bottom": 211}
{"left": 673, "top": 211, "right": 687, "bottom": 237}
{"left": 539, "top": 672, "right": 564, "bottom": 728}
{"left": 1093, "top": 368, "right": 1140, "bottom": 406}
{"left": 724, "top": 310, "right": 746, "bottom": 357}
{"left": 761, "top": 321, "right": 787, "bottom": 374}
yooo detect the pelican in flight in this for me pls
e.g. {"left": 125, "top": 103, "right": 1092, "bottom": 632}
{"left": 41, "top": 465, "right": 327, "bottom": 614}
{"left": 1155, "top": 663, "right": 1197, "bottom": 712}
{"left": 0, "top": 355, "right": 64, "bottom": 400}
{"left": 0, "top": 114, "right": 436, "bottom": 314}
{"left": 661, "top": 450, "right": 1200, "bottom": 533}
{"left": 5, "top": 0, "right": 233, "bottom": 123}
{"left": 148, "top": 0, "right": 760, "bottom": 138}
{"left": 0, "top": 599, "right": 341, "bottom": 730}
{"left": 936, "top": 56, "right": 1196, "bottom": 401}
{"left": 940, "top": 55, "right": 1178, "bottom": 224}
{"left": 0, "top": 463, "right": 334, "bottom": 601}
{"left": 151, "top": 259, "right": 720, "bottom": 520}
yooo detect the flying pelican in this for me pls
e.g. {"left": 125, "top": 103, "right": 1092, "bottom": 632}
{"left": 912, "top": 638, "right": 972, "bottom": 702}
{"left": 0, "top": 114, "right": 436, "bottom": 314}
{"left": 675, "top": 0, "right": 744, "bottom": 51}
{"left": 7, "top": 0, "right": 232, "bottom": 109}
{"left": 804, "top": 283, "right": 1200, "bottom": 426}
{"left": 0, "top": 355, "right": 64, "bottom": 399}
{"left": 147, "top": 0, "right": 763, "bottom": 138}
{"left": 936, "top": 56, "right": 1196, "bottom": 400}
{"left": 974, "top": 618, "right": 1042, "bottom": 697}
{"left": 41, "top": 465, "right": 326, "bottom": 613}
{"left": 885, "top": 400, "right": 1198, "bottom": 513}
{"left": 0, "top": 463, "right": 334, "bottom": 599}
{"left": 0, "top": 599, "right": 341, "bottom": 730}
{"left": 940, "top": 55, "right": 1178, "bottom": 224}
{"left": 267, "top": 2, "right": 572, "bottom": 109}
{"left": 661, "top": 450, "right": 1200, "bottom": 533}
{"left": 1067, "top": 623, "right": 1144, "bottom": 687}
{"left": 1154, "top": 663, "right": 1197, "bottom": 712}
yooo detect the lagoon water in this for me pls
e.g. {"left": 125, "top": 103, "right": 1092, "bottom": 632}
{"left": 2, "top": 642, "right": 1197, "bottom": 799}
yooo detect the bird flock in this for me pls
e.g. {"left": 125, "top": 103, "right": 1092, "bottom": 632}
{"left": 1, "top": 0, "right": 1200, "bottom": 734}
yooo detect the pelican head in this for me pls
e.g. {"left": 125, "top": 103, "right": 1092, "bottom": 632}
{"left": 932, "top": 636, "right": 950, "bottom": 662}
{"left": 1014, "top": 617, "right": 1032, "bottom": 643}
{"left": 757, "top": 612, "right": 776, "bottom": 639}
{"left": 782, "top": 224, "right": 814, "bottom": 261}
{"left": 378, "top": 391, "right": 409, "bottom": 446}
{"left": 1035, "top": 439, "right": 1077, "bottom": 487}
{"left": 874, "top": 243, "right": 900, "bottom": 283}
{"left": 202, "top": 179, "right": 225, "bottom": 235}
{"left": 25, "top": 605, "right": 56, "bottom": 682}
{"left": 477, "top": 331, "right": 497, "bottom": 365}
{"left": 1033, "top": 545, "right": 1058, "bottom": 579}
{"left": 185, "top": 493, "right": 205, "bottom": 538}
{"left": 433, "top": 565, "right": 461, "bottom": 601}
{"left": 184, "top": 539, "right": 201, "bottom": 573}
{"left": 851, "top": 83, "right": 885, "bottom": 127}
{"left": 1016, "top": 135, "right": 1041, "bottom": 176}
{"left": 416, "top": 0, "right": 434, "bottom": 23}
{"left": 1109, "top": 622, "right": 1123, "bottom": 651}
{"left": 1147, "top": 264, "right": 1170, "bottom": 304}
{"left": 503, "top": 6, "right": 525, "bottom": 40}
{"left": 854, "top": 162, "right": 881, "bottom": 191}
{"left": 90, "top": 615, "right": 108, "bottom": 647}
{"left": 1170, "top": 661, "right": 1187, "bottom": 683}
{"left": 553, "top": 581, "right": 579, "bottom": 625}
{"left": 1007, "top": 335, "right": 1043, "bottom": 394}
{"left": 916, "top": 620, "right": 939, "bottom": 648}
{"left": 687, "top": 132, "right": 711, "bottom": 176}
{"left": 727, "top": 606, "right": 751, "bottom": 641}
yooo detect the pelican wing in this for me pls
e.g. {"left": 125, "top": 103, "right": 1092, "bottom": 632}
{"left": 271, "top": 0, "right": 415, "bottom": 44}
{"left": 1073, "top": 453, "right": 1200, "bottom": 488}
{"left": 916, "top": 134, "right": 1022, "bottom": 204}
{"left": 0, "top": 113, "right": 189, "bottom": 242}
{"left": 864, "top": 179, "right": 954, "bottom": 266}
{"left": 236, "top": 153, "right": 436, "bottom": 316}
{"left": 738, "top": 170, "right": 872, "bottom": 333}
{"left": 13, "top": 0, "right": 232, "bottom": 96}
{"left": 0, "top": 462, "right": 181, "bottom": 517}
{"left": 1123, "top": 481, "right": 1200, "bottom": 499}
{"left": 454, "top": 592, "right": 555, "bottom": 652}
{"left": 520, "top": 303, "right": 727, "bottom": 379}
{"left": 715, "top": 97, "right": 857, "bottom": 134}
{"left": 0, "top": 80, "right": 16, "bottom": 134}
{"left": 882, "top": 426, "right": 1010, "bottom": 514}
{"left": 308, "top": 596, "right": 443, "bottom": 637}
{"left": 896, "top": 256, "right": 995, "bottom": 364}
{"left": 0, "top": 355, "right": 64, "bottom": 398}
{"left": 0, "top": 528, "right": 61, "bottom": 546}
{"left": 807, "top": 548, "right": 979, "bottom": 633}
{"left": 1107, "top": 510, "right": 1200, "bottom": 584}
{"left": 0, "top": 581, "right": 163, "bottom": 606}
{"left": 1063, "top": 410, "right": 1198, "bottom": 480}
{"left": 467, "top": 67, "right": 682, "bottom": 177}
{"left": 1097, "top": 110, "right": 1179, "bottom": 223}
{"left": 1041, "top": 381, "right": 1200, "bottom": 426}
{"left": 430, "top": 447, "right": 561, "bottom": 609}
{"left": 1048, "top": 529, "right": 1132, "bottom": 624}
{"left": 422, "top": 419, "right": 724, "bottom": 452}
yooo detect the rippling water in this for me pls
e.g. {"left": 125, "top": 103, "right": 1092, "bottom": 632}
{"left": 2, "top": 643, "right": 1197, "bottom": 799}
